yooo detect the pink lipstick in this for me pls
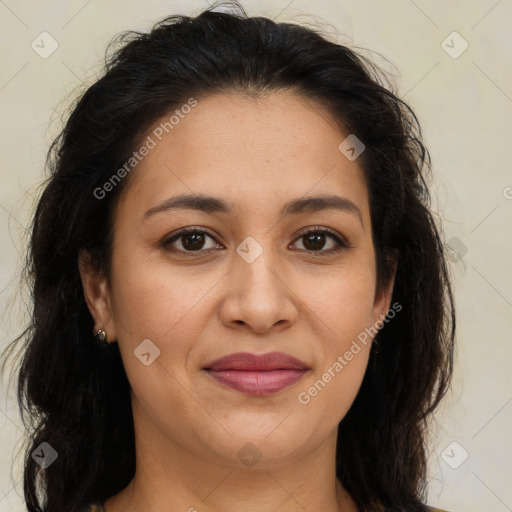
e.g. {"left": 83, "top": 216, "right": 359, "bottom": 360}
{"left": 203, "top": 352, "right": 309, "bottom": 396}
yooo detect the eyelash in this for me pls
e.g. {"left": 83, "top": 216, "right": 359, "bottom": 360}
{"left": 161, "top": 226, "right": 351, "bottom": 257}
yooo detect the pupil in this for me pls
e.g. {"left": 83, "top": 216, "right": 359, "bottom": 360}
{"left": 183, "top": 233, "right": 204, "bottom": 250}
{"left": 304, "top": 233, "right": 325, "bottom": 251}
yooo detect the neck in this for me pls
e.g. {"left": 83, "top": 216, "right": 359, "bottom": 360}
{"left": 104, "top": 399, "right": 359, "bottom": 512}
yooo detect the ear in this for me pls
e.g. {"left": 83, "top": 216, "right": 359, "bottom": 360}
{"left": 371, "top": 253, "right": 398, "bottom": 328}
{"left": 78, "top": 250, "right": 117, "bottom": 342}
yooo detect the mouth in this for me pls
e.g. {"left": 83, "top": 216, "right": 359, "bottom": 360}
{"left": 202, "top": 352, "right": 310, "bottom": 396}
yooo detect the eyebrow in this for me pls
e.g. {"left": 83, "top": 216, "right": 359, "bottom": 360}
{"left": 143, "top": 193, "right": 363, "bottom": 226}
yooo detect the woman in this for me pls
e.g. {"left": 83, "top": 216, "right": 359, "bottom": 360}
{"left": 2, "top": 1, "right": 455, "bottom": 511}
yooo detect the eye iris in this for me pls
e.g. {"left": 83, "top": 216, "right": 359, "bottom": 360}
{"left": 182, "top": 232, "right": 205, "bottom": 250}
{"left": 304, "top": 233, "right": 325, "bottom": 251}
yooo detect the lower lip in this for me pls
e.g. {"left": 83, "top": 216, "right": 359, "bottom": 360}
{"left": 204, "top": 369, "right": 308, "bottom": 395}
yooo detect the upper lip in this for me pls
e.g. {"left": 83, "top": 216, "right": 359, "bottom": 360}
{"left": 203, "top": 352, "right": 310, "bottom": 371}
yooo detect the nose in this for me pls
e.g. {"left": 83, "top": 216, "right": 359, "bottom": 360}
{"left": 219, "top": 247, "right": 299, "bottom": 334}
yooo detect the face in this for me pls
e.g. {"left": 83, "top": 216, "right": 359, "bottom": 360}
{"left": 81, "top": 91, "right": 395, "bottom": 469}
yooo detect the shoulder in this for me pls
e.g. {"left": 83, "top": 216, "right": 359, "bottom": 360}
{"left": 428, "top": 507, "right": 450, "bottom": 512}
{"left": 88, "top": 505, "right": 104, "bottom": 512}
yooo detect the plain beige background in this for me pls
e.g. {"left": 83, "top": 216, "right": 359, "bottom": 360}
{"left": 1, "top": 1, "right": 511, "bottom": 511}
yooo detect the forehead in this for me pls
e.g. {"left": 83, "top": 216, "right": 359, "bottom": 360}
{"left": 116, "top": 91, "right": 370, "bottom": 222}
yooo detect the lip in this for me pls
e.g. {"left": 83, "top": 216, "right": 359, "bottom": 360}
{"left": 203, "top": 352, "right": 310, "bottom": 396}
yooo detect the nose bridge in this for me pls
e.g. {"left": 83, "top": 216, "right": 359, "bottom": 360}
{"left": 221, "top": 235, "right": 296, "bottom": 332}
{"left": 234, "top": 235, "right": 282, "bottom": 298}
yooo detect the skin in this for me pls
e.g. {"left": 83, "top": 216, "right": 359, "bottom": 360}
{"left": 80, "top": 91, "right": 396, "bottom": 512}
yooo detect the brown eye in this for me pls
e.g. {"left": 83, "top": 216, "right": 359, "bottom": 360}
{"left": 163, "top": 228, "right": 221, "bottom": 254}
{"left": 181, "top": 232, "right": 206, "bottom": 251}
{"left": 291, "top": 228, "right": 349, "bottom": 255}
{"left": 303, "top": 232, "right": 327, "bottom": 251}
{"left": 162, "top": 226, "right": 349, "bottom": 257}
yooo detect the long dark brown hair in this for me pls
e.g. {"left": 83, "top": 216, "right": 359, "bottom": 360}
{"left": 2, "top": 2, "right": 455, "bottom": 511}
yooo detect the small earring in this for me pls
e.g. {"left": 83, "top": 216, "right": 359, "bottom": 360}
{"left": 94, "top": 328, "right": 109, "bottom": 344}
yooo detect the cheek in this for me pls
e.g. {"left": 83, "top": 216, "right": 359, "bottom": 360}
{"left": 294, "top": 271, "right": 374, "bottom": 430}
{"left": 107, "top": 245, "right": 222, "bottom": 396}
{"left": 299, "top": 251, "right": 378, "bottom": 342}
{"left": 296, "top": 344, "right": 370, "bottom": 436}
{"left": 108, "top": 259, "right": 210, "bottom": 434}
{"left": 109, "top": 246, "right": 217, "bottom": 341}
{"left": 293, "top": 255, "right": 376, "bottom": 420}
